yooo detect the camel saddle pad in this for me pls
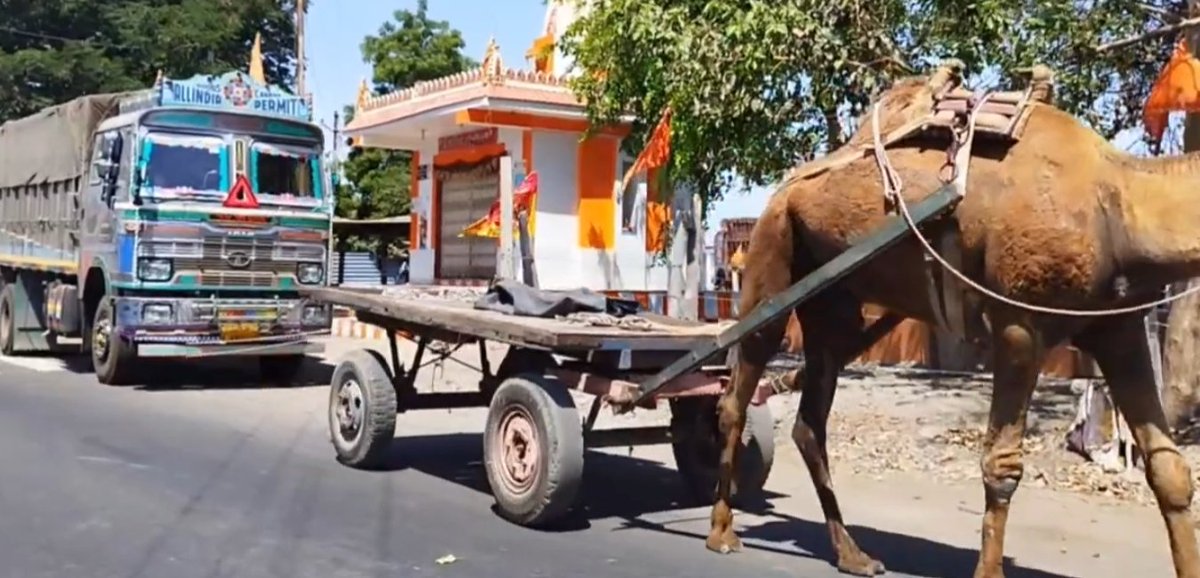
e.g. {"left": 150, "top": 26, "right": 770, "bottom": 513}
{"left": 923, "top": 85, "right": 1040, "bottom": 142}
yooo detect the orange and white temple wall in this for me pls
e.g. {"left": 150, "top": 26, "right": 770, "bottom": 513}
{"left": 405, "top": 120, "right": 672, "bottom": 293}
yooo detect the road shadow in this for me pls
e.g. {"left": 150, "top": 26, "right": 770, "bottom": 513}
{"left": 363, "top": 431, "right": 1072, "bottom": 578}
{"left": 735, "top": 510, "right": 1075, "bottom": 578}
{"left": 118, "top": 356, "right": 333, "bottom": 391}
{"left": 369, "top": 432, "right": 768, "bottom": 525}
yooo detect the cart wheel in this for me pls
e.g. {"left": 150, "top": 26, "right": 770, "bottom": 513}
{"left": 483, "top": 373, "right": 583, "bottom": 528}
{"left": 328, "top": 349, "right": 397, "bottom": 470}
{"left": 670, "top": 397, "right": 775, "bottom": 506}
{"left": 0, "top": 284, "right": 15, "bottom": 356}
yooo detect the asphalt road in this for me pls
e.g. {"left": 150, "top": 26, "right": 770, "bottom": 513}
{"left": 0, "top": 351, "right": 854, "bottom": 578}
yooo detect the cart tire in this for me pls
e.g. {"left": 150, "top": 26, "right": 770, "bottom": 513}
{"left": 483, "top": 373, "right": 583, "bottom": 528}
{"left": 259, "top": 354, "right": 308, "bottom": 385}
{"left": 0, "top": 284, "right": 15, "bottom": 356}
{"left": 328, "top": 349, "right": 397, "bottom": 470}
{"left": 670, "top": 397, "right": 775, "bottom": 505}
{"left": 92, "top": 298, "right": 137, "bottom": 385}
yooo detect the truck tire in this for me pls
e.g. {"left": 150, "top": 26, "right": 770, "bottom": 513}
{"left": 259, "top": 354, "right": 308, "bottom": 385}
{"left": 0, "top": 284, "right": 15, "bottom": 356}
{"left": 483, "top": 373, "right": 584, "bottom": 528}
{"left": 328, "top": 349, "right": 397, "bottom": 469}
{"left": 92, "top": 298, "right": 136, "bottom": 385}
{"left": 670, "top": 397, "right": 775, "bottom": 506}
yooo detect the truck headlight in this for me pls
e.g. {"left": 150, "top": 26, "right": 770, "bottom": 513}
{"left": 141, "top": 303, "right": 174, "bottom": 324}
{"left": 301, "top": 304, "right": 327, "bottom": 325}
{"left": 137, "top": 258, "right": 173, "bottom": 281}
{"left": 297, "top": 263, "right": 323, "bottom": 284}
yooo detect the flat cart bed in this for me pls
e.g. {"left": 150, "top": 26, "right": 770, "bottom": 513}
{"left": 303, "top": 285, "right": 730, "bottom": 353}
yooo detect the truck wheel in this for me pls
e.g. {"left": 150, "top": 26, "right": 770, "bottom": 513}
{"left": 0, "top": 284, "right": 15, "bottom": 356}
{"left": 670, "top": 397, "right": 775, "bottom": 506}
{"left": 483, "top": 373, "right": 584, "bottom": 528}
{"left": 92, "top": 298, "right": 136, "bottom": 385}
{"left": 328, "top": 349, "right": 397, "bottom": 469}
{"left": 259, "top": 354, "right": 308, "bottom": 385}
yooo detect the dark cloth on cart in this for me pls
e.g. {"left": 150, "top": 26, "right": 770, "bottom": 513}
{"left": 473, "top": 280, "right": 641, "bottom": 318}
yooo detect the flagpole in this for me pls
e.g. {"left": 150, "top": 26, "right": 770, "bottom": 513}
{"left": 295, "top": 0, "right": 307, "bottom": 97}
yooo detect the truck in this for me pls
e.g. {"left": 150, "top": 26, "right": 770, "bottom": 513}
{"left": 0, "top": 70, "right": 333, "bottom": 384}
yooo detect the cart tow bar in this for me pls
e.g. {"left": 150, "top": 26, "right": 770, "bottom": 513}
{"left": 622, "top": 183, "right": 963, "bottom": 412}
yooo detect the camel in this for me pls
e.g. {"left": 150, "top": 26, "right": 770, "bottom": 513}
{"left": 709, "top": 61, "right": 1200, "bottom": 578}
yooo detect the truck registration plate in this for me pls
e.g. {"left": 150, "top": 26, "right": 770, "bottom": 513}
{"left": 220, "top": 322, "right": 260, "bottom": 343}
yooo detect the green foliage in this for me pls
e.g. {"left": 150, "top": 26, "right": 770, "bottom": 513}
{"left": 336, "top": 0, "right": 476, "bottom": 254}
{"left": 0, "top": 0, "right": 305, "bottom": 123}
{"left": 561, "top": 0, "right": 1181, "bottom": 205}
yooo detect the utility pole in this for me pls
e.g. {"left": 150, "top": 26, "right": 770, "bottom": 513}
{"left": 295, "top": 0, "right": 307, "bottom": 97}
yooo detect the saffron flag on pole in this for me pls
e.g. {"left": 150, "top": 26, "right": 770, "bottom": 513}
{"left": 460, "top": 170, "right": 540, "bottom": 238}
{"left": 620, "top": 107, "right": 672, "bottom": 194}
{"left": 1143, "top": 39, "right": 1200, "bottom": 143}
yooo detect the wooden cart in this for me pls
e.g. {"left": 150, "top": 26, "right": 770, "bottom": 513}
{"left": 303, "top": 286, "right": 776, "bottom": 528}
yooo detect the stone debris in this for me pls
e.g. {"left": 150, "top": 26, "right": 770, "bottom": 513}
{"left": 556, "top": 312, "right": 655, "bottom": 331}
{"left": 380, "top": 285, "right": 485, "bottom": 301}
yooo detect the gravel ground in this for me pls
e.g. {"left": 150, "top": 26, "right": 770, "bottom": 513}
{"left": 762, "top": 358, "right": 1184, "bottom": 511}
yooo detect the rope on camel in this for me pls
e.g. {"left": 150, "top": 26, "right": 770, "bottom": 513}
{"left": 870, "top": 101, "right": 1200, "bottom": 318}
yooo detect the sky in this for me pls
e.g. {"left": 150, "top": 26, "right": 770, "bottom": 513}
{"left": 306, "top": 0, "right": 772, "bottom": 242}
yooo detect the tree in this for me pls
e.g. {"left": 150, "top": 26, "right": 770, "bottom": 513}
{"left": 0, "top": 0, "right": 306, "bottom": 123}
{"left": 1160, "top": 0, "right": 1200, "bottom": 434}
{"left": 336, "top": 0, "right": 475, "bottom": 254}
{"left": 559, "top": 0, "right": 1180, "bottom": 206}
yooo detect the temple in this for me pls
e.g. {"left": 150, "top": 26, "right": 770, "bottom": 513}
{"left": 343, "top": 0, "right": 676, "bottom": 291}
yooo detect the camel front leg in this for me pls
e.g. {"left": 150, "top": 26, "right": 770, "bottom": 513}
{"left": 974, "top": 321, "right": 1044, "bottom": 578}
{"left": 1076, "top": 316, "right": 1200, "bottom": 578}
{"left": 707, "top": 320, "right": 786, "bottom": 554}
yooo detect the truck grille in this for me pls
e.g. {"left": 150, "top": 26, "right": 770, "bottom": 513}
{"left": 139, "top": 237, "right": 325, "bottom": 288}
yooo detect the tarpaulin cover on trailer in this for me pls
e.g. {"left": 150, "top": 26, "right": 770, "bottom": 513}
{"left": 474, "top": 280, "right": 641, "bottom": 318}
{"left": 0, "top": 92, "right": 132, "bottom": 189}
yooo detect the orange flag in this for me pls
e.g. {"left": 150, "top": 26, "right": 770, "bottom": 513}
{"left": 620, "top": 107, "right": 672, "bottom": 193}
{"left": 460, "top": 171, "right": 540, "bottom": 238}
{"left": 1144, "top": 39, "right": 1200, "bottom": 142}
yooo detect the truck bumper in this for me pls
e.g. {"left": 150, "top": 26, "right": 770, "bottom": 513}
{"left": 137, "top": 340, "right": 324, "bottom": 358}
{"left": 111, "top": 296, "right": 331, "bottom": 359}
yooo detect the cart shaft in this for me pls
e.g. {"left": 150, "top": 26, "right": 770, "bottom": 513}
{"left": 629, "top": 183, "right": 962, "bottom": 407}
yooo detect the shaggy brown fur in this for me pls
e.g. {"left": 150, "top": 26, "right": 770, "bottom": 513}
{"left": 708, "top": 76, "right": 1200, "bottom": 578}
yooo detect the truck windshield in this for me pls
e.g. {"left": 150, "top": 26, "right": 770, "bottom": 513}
{"left": 252, "top": 141, "right": 321, "bottom": 198}
{"left": 142, "top": 134, "right": 225, "bottom": 194}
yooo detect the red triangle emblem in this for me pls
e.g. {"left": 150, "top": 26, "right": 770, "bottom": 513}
{"left": 223, "top": 174, "right": 260, "bottom": 209}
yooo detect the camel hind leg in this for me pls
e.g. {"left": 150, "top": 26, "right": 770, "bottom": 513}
{"left": 1075, "top": 315, "right": 1200, "bottom": 578}
{"left": 792, "top": 293, "right": 889, "bottom": 576}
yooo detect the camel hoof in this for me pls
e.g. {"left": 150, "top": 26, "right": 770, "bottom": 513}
{"left": 837, "top": 555, "right": 886, "bottom": 576}
{"left": 705, "top": 530, "right": 743, "bottom": 554}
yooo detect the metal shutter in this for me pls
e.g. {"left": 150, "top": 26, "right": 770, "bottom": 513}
{"left": 438, "top": 164, "right": 498, "bottom": 280}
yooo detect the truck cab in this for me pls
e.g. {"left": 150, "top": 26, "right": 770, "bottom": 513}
{"left": 69, "top": 72, "right": 333, "bottom": 383}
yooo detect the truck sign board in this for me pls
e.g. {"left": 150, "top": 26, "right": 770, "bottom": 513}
{"left": 157, "top": 71, "right": 311, "bottom": 120}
